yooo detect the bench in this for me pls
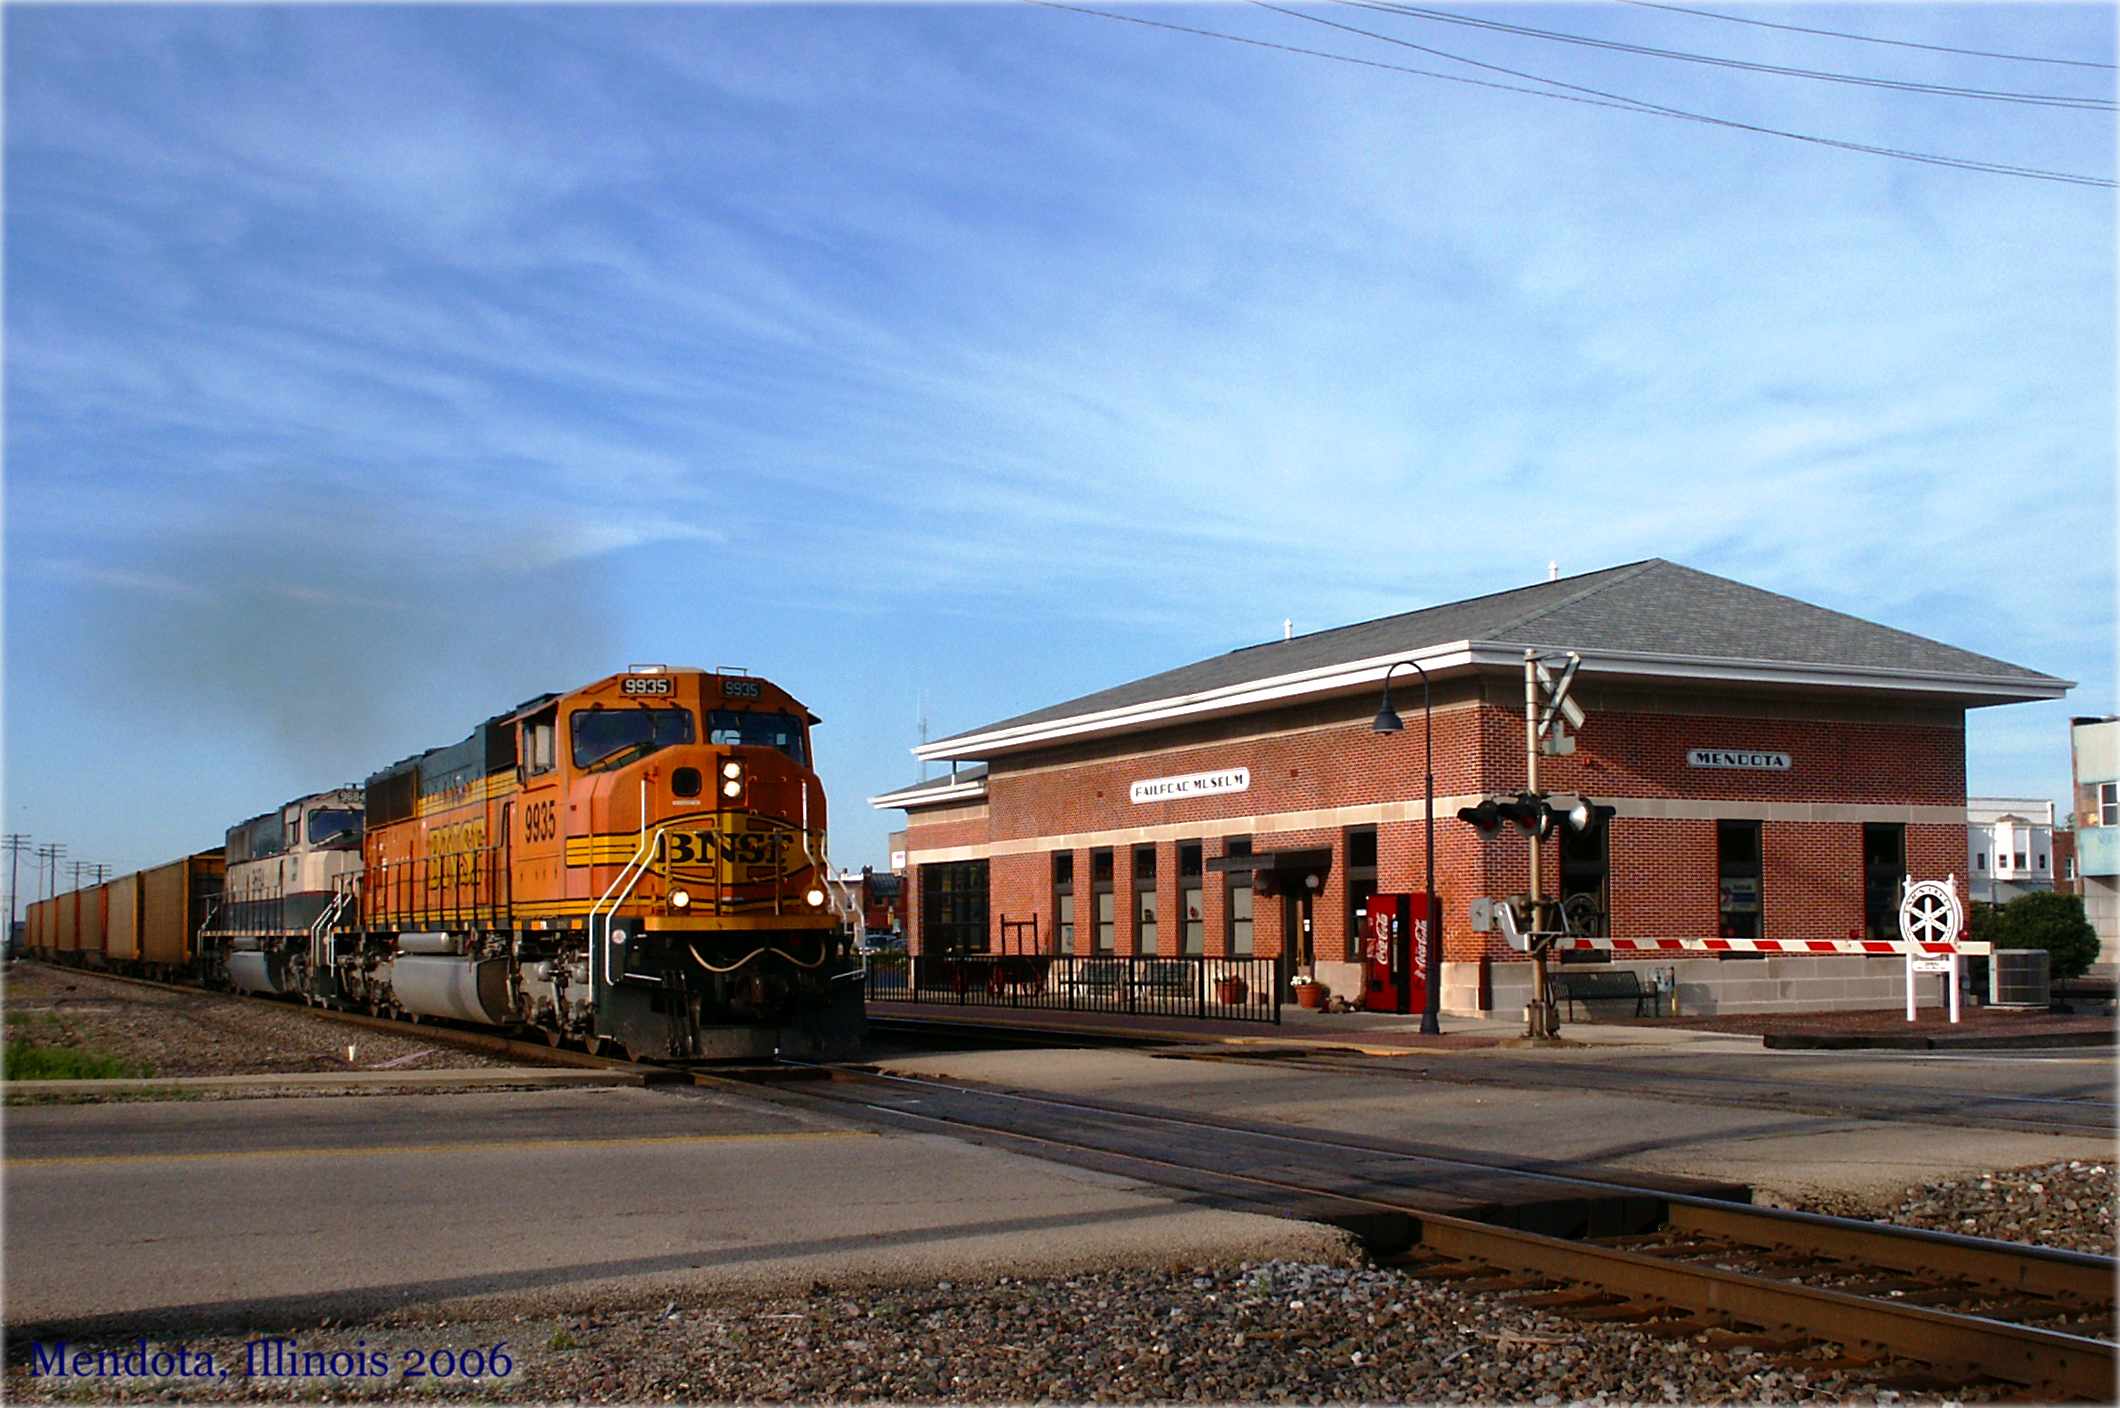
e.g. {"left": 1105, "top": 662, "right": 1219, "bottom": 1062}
{"left": 1548, "top": 967, "right": 1656, "bottom": 1020}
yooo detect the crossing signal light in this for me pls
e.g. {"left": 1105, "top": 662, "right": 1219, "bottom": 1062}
{"left": 1497, "top": 793, "right": 1557, "bottom": 839}
{"left": 1456, "top": 794, "right": 1615, "bottom": 838}
{"left": 1456, "top": 800, "right": 1504, "bottom": 834}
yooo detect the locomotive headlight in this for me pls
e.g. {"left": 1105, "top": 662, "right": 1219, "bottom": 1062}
{"left": 721, "top": 761, "right": 743, "bottom": 780}
{"left": 669, "top": 888, "right": 692, "bottom": 910}
{"left": 806, "top": 888, "right": 827, "bottom": 908}
{"left": 721, "top": 778, "right": 743, "bottom": 798}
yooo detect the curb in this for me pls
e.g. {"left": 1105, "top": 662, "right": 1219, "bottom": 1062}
{"left": 1764, "top": 1029, "right": 2116, "bottom": 1052}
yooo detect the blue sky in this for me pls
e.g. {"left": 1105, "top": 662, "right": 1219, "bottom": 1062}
{"left": 4, "top": 2, "right": 2113, "bottom": 891}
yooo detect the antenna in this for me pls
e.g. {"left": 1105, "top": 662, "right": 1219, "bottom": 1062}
{"left": 918, "top": 692, "right": 929, "bottom": 782}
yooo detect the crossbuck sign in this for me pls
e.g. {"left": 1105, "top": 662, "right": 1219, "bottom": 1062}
{"left": 1899, "top": 876, "right": 1966, "bottom": 1024}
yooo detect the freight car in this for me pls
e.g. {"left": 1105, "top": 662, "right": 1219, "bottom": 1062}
{"left": 30, "top": 665, "right": 865, "bottom": 1062}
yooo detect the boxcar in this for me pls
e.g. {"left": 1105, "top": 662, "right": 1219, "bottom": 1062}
{"left": 80, "top": 884, "right": 109, "bottom": 966}
{"left": 106, "top": 873, "right": 143, "bottom": 964}
{"left": 142, "top": 851, "right": 225, "bottom": 972}
{"left": 56, "top": 890, "right": 80, "bottom": 957}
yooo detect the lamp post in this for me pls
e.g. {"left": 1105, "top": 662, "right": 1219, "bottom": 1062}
{"left": 1372, "top": 660, "right": 1441, "bottom": 1035}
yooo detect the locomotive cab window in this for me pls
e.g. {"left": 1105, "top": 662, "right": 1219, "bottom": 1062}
{"left": 707, "top": 709, "right": 809, "bottom": 766}
{"left": 524, "top": 710, "right": 558, "bottom": 776}
{"left": 307, "top": 809, "right": 361, "bottom": 847}
{"left": 571, "top": 707, "right": 694, "bottom": 771}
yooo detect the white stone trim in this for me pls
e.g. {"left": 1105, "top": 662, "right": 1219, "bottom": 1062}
{"left": 867, "top": 776, "right": 989, "bottom": 809}
{"left": 915, "top": 639, "right": 2070, "bottom": 762}
{"left": 895, "top": 795, "right": 1966, "bottom": 866}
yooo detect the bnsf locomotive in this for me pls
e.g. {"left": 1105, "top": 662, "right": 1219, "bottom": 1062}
{"left": 24, "top": 666, "right": 866, "bottom": 1061}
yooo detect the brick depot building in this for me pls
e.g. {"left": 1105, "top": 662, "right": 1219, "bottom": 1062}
{"left": 872, "top": 561, "right": 2070, "bottom": 1015}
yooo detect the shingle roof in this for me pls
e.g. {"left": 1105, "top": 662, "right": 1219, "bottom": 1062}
{"left": 930, "top": 559, "right": 2062, "bottom": 750}
{"left": 871, "top": 763, "right": 988, "bottom": 802}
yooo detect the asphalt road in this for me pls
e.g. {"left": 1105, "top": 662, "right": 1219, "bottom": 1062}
{"left": 3, "top": 1085, "right": 1343, "bottom": 1338}
{"left": 865, "top": 1042, "right": 2118, "bottom": 1205}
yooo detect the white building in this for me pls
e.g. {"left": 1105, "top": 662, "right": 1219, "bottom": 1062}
{"left": 1967, "top": 797, "right": 2056, "bottom": 905}
{"left": 2071, "top": 717, "right": 2119, "bottom": 963}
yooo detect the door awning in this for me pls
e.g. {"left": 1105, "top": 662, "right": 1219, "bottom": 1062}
{"left": 1204, "top": 847, "right": 1333, "bottom": 879}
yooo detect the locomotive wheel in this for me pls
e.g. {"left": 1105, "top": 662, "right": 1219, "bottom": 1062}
{"left": 541, "top": 1026, "right": 566, "bottom": 1049}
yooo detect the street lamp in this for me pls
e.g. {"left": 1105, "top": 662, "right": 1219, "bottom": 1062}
{"left": 1372, "top": 660, "right": 1441, "bottom": 1036}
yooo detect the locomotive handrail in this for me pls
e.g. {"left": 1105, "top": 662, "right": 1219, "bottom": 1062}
{"left": 588, "top": 820, "right": 673, "bottom": 993}
{"left": 308, "top": 877, "right": 355, "bottom": 976}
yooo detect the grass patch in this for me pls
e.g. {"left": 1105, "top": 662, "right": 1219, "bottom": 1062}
{"left": 1, "top": 1035, "right": 155, "bottom": 1081}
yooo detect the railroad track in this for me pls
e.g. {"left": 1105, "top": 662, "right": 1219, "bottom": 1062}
{"left": 1159, "top": 1044, "right": 2118, "bottom": 1138}
{"left": 723, "top": 1065, "right": 2117, "bottom": 1401}
{"left": 22, "top": 963, "right": 2116, "bottom": 1397}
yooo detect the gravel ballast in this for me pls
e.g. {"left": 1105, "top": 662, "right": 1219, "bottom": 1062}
{"left": 3, "top": 962, "right": 506, "bottom": 1088}
{"left": 7, "top": 1161, "right": 2110, "bottom": 1404}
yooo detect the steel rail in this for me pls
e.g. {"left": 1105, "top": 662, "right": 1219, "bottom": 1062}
{"left": 747, "top": 1065, "right": 2114, "bottom": 1398}
{"left": 1665, "top": 1202, "right": 2113, "bottom": 1304}
{"left": 839, "top": 1065, "right": 2114, "bottom": 1296}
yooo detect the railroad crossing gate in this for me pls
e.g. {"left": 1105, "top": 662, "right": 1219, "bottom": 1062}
{"left": 1478, "top": 876, "right": 1985, "bottom": 1023}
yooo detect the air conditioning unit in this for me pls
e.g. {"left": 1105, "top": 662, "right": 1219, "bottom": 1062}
{"left": 1989, "top": 949, "right": 2051, "bottom": 1008}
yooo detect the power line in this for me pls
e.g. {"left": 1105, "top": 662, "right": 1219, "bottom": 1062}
{"left": 1025, "top": 1, "right": 1692, "bottom": 122}
{"left": 1619, "top": 0, "right": 2116, "bottom": 72}
{"left": 1028, "top": 2, "right": 2111, "bottom": 186}
{"left": 1337, "top": 2, "right": 2112, "bottom": 110}
{"left": 1250, "top": 1, "right": 2114, "bottom": 187}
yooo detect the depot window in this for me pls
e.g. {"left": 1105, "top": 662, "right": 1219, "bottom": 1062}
{"left": 1717, "top": 821, "right": 1763, "bottom": 941}
{"left": 920, "top": 860, "right": 990, "bottom": 954}
{"left": 1091, "top": 848, "right": 1115, "bottom": 954}
{"left": 707, "top": 709, "right": 808, "bottom": 766}
{"left": 572, "top": 707, "right": 694, "bottom": 770}
{"left": 1225, "top": 838, "right": 1253, "bottom": 957}
{"left": 1862, "top": 823, "right": 1906, "bottom": 942}
{"left": 1133, "top": 845, "right": 1159, "bottom": 953}
{"left": 1053, "top": 852, "right": 1075, "bottom": 952}
{"left": 1179, "top": 842, "right": 1204, "bottom": 956}
{"left": 1345, "top": 827, "right": 1378, "bottom": 956}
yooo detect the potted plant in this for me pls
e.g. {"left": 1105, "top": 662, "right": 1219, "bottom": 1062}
{"left": 1213, "top": 974, "right": 1248, "bottom": 1005}
{"left": 1291, "top": 974, "right": 1326, "bottom": 1009}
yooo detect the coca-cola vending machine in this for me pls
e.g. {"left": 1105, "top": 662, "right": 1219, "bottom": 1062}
{"left": 1363, "top": 893, "right": 1437, "bottom": 1015}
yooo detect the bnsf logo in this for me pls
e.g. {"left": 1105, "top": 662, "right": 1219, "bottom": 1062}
{"left": 663, "top": 830, "right": 790, "bottom": 868}
{"left": 621, "top": 677, "right": 674, "bottom": 696}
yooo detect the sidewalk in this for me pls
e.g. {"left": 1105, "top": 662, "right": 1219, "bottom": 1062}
{"left": 865, "top": 996, "right": 2112, "bottom": 1055}
{"left": 863, "top": 998, "right": 1759, "bottom": 1054}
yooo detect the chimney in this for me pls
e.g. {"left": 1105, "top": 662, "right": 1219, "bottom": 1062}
{"left": 1548, "top": 560, "right": 1559, "bottom": 582}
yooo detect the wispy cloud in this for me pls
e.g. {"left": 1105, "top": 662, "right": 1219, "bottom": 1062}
{"left": 4, "top": 1, "right": 2111, "bottom": 869}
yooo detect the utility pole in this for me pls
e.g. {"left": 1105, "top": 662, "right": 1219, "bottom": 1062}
{"left": 36, "top": 843, "right": 65, "bottom": 900}
{"left": 2, "top": 834, "right": 28, "bottom": 932}
{"left": 1522, "top": 650, "right": 1555, "bottom": 1041}
{"left": 89, "top": 863, "right": 112, "bottom": 884}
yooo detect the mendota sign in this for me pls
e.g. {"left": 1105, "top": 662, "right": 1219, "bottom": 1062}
{"left": 1686, "top": 748, "right": 1792, "bottom": 771}
{"left": 1129, "top": 767, "right": 1250, "bottom": 805}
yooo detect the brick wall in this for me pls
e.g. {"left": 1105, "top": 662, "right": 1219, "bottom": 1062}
{"left": 895, "top": 677, "right": 1969, "bottom": 964}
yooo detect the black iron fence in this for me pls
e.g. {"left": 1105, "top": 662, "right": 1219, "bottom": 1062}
{"left": 865, "top": 953, "right": 1280, "bottom": 1025}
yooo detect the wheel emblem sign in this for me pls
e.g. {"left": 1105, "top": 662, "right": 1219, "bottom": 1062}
{"left": 1897, "top": 879, "right": 1963, "bottom": 948}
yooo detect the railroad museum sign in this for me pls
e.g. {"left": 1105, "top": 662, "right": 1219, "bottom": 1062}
{"left": 1687, "top": 747, "right": 1792, "bottom": 771}
{"left": 1129, "top": 767, "right": 1250, "bottom": 804}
